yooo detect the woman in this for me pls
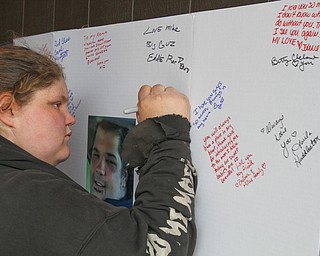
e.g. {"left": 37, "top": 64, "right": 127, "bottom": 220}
{"left": 0, "top": 46, "right": 197, "bottom": 255}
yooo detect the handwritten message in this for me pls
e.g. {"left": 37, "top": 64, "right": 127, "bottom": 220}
{"left": 143, "top": 24, "right": 190, "bottom": 73}
{"left": 54, "top": 36, "right": 71, "bottom": 62}
{"left": 83, "top": 31, "right": 111, "bottom": 70}
{"left": 68, "top": 89, "right": 81, "bottom": 117}
{"left": 260, "top": 114, "right": 319, "bottom": 167}
{"left": 272, "top": 2, "right": 320, "bottom": 51}
{"left": 192, "top": 81, "right": 226, "bottom": 129}
{"left": 271, "top": 2, "right": 320, "bottom": 71}
{"left": 203, "top": 116, "right": 267, "bottom": 188}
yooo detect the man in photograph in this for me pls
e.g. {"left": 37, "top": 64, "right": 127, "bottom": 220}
{"left": 89, "top": 119, "right": 133, "bottom": 208}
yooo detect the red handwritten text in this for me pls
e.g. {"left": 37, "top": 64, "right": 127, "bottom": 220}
{"left": 203, "top": 115, "right": 268, "bottom": 188}
{"left": 83, "top": 31, "right": 111, "bottom": 70}
{"left": 272, "top": 2, "right": 320, "bottom": 52}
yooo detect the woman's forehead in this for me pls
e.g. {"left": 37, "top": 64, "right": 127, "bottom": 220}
{"left": 35, "top": 79, "right": 69, "bottom": 99}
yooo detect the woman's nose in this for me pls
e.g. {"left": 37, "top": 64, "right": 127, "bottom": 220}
{"left": 66, "top": 111, "right": 76, "bottom": 126}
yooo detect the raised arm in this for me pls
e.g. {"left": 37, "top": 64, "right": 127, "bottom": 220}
{"left": 122, "top": 84, "right": 197, "bottom": 255}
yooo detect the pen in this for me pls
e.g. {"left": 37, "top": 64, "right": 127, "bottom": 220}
{"left": 123, "top": 106, "right": 138, "bottom": 114}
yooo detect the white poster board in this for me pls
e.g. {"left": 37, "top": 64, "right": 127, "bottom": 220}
{"left": 15, "top": 1, "right": 320, "bottom": 255}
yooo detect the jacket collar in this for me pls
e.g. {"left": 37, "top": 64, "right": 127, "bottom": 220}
{"left": 0, "top": 135, "right": 70, "bottom": 180}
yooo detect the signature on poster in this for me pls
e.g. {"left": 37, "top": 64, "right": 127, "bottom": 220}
{"left": 260, "top": 114, "right": 319, "bottom": 167}
{"left": 192, "top": 81, "right": 226, "bottom": 129}
{"left": 54, "top": 36, "right": 71, "bottom": 62}
{"left": 68, "top": 89, "right": 81, "bottom": 118}
{"left": 83, "top": 31, "right": 111, "bottom": 70}
{"left": 271, "top": 53, "right": 319, "bottom": 71}
{"left": 203, "top": 115, "right": 267, "bottom": 188}
{"left": 143, "top": 23, "right": 190, "bottom": 73}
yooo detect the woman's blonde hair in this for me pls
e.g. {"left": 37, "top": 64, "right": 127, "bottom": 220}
{"left": 0, "top": 45, "right": 64, "bottom": 110}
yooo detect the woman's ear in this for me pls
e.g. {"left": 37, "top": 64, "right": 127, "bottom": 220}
{"left": 0, "top": 92, "right": 15, "bottom": 127}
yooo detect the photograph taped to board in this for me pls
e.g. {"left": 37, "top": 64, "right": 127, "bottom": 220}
{"left": 87, "top": 115, "right": 136, "bottom": 208}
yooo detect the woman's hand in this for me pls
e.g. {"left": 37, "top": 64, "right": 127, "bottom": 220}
{"left": 136, "top": 84, "right": 190, "bottom": 123}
